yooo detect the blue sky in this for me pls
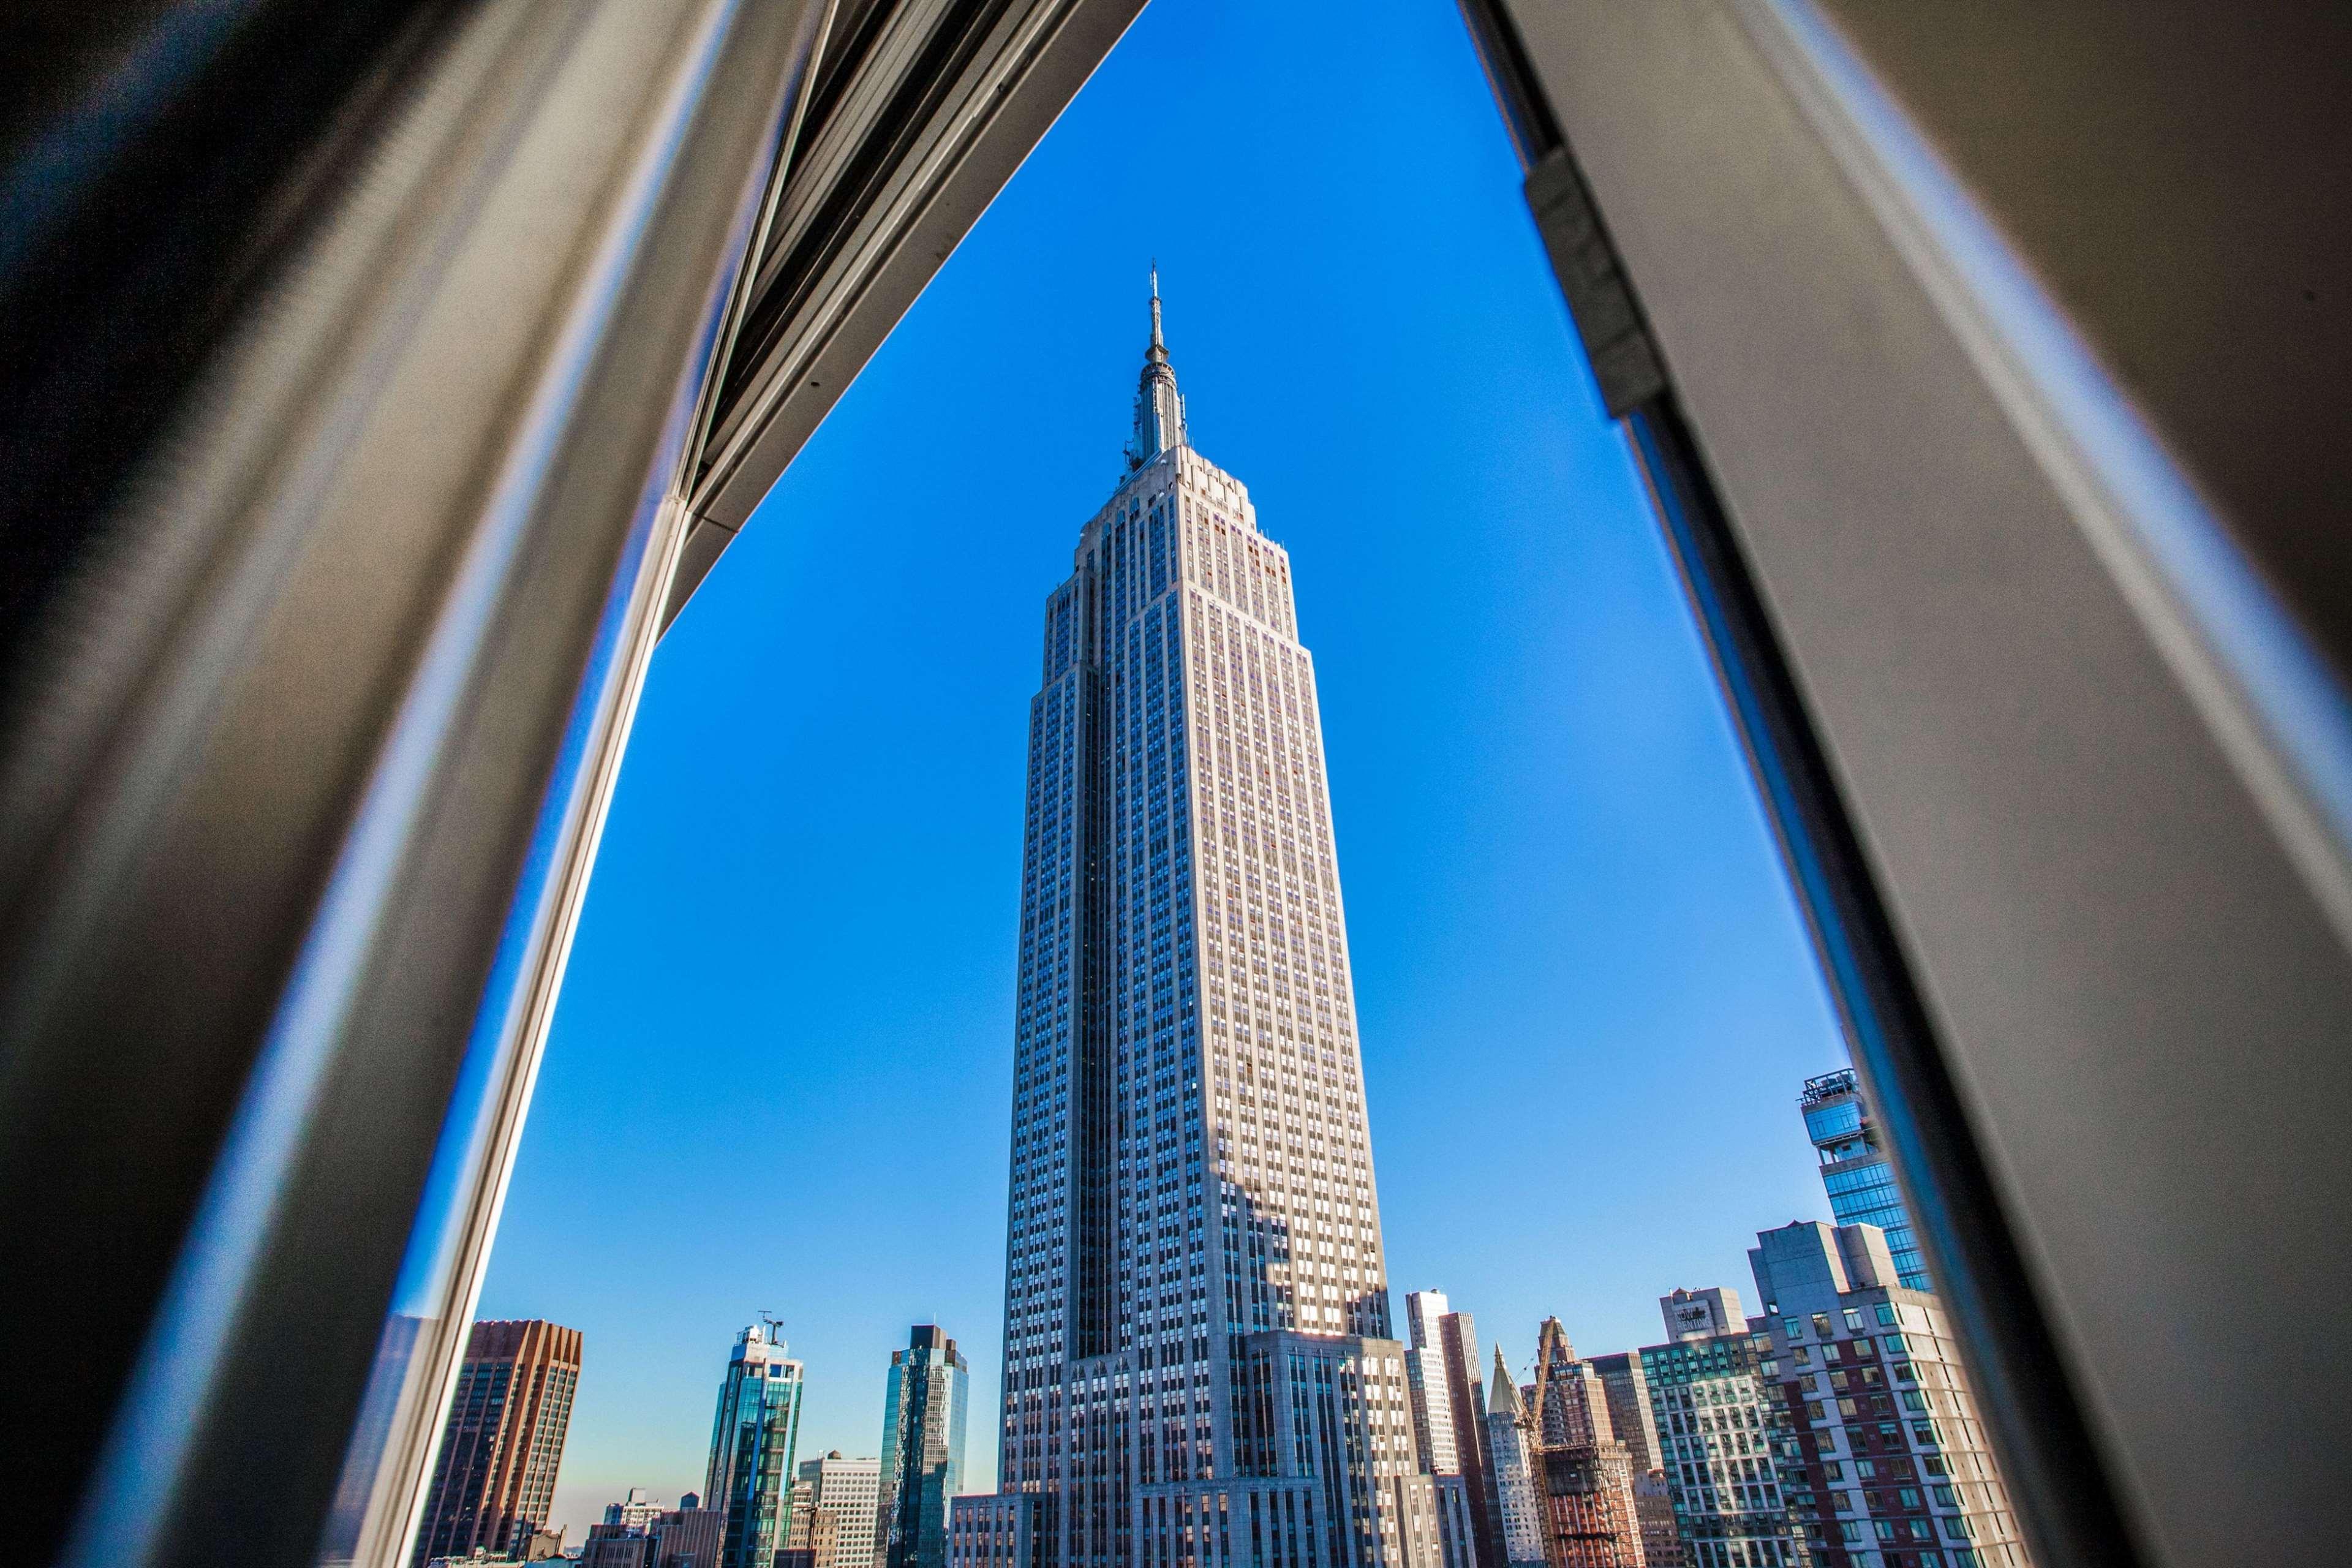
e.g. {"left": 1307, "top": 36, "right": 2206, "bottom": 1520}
{"left": 477, "top": 0, "right": 1844, "bottom": 1536}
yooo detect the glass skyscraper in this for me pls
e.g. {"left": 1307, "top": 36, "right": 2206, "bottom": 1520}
{"left": 989, "top": 277, "right": 1432, "bottom": 1566}
{"left": 881, "top": 1325, "right": 970, "bottom": 1568}
{"left": 706, "top": 1322, "right": 805, "bottom": 1568}
{"left": 1800, "top": 1070, "right": 1929, "bottom": 1292}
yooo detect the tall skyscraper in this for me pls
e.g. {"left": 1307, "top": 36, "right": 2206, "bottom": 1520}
{"left": 1749, "top": 1223, "right": 2030, "bottom": 1568}
{"left": 990, "top": 276, "right": 1431, "bottom": 1566}
{"left": 410, "top": 1319, "right": 582, "bottom": 1567}
{"left": 881, "top": 1325, "right": 970, "bottom": 1568}
{"left": 705, "top": 1322, "right": 805, "bottom": 1568}
{"left": 1799, "top": 1071, "right": 1928, "bottom": 1291}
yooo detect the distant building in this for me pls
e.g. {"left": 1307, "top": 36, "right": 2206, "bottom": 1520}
{"left": 1750, "top": 1222, "right": 2031, "bottom": 1568}
{"left": 652, "top": 1504, "right": 723, "bottom": 1568}
{"left": 1588, "top": 1351, "right": 1683, "bottom": 1568}
{"left": 1403, "top": 1293, "right": 1499, "bottom": 1568}
{"left": 1632, "top": 1293, "right": 1807, "bottom": 1568}
{"left": 422, "top": 1525, "right": 566, "bottom": 1566}
{"left": 792, "top": 1451, "right": 883, "bottom": 1568}
{"left": 1406, "top": 1292, "right": 1465, "bottom": 1474}
{"left": 880, "top": 1325, "right": 970, "bottom": 1568}
{"left": 1484, "top": 1349, "right": 1547, "bottom": 1568}
{"left": 582, "top": 1523, "right": 656, "bottom": 1568}
{"left": 1800, "top": 1071, "right": 1928, "bottom": 1291}
{"left": 704, "top": 1322, "right": 805, "bottom": 1568}
{"left": 411, "top": 1319, "right": 583, "bottom": 1567}
{"left": 579, "top": 1504, "right": 723, "bottom": 1568}
{"left": 606, "top": 1490, "right": 665, "bottom": 1532}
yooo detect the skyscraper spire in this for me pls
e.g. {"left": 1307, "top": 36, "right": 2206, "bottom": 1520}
{"left": 1490, "top": 1345, "right": 1524, "bottom": 1418}
{"left": 1125, "top": 263, "right": 1185, "bottom": 470}
{"left": 1148, "top": 261, "right": 1166, "bottom": 360}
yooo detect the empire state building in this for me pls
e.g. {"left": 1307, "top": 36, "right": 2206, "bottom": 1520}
{"left": 983, "top": 279, "right": 1438, "bottom": 1568}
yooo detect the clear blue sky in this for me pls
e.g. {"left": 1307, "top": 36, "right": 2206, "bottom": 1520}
{"left": 477, "top": 0, "right": 1845, "bottom": 1537}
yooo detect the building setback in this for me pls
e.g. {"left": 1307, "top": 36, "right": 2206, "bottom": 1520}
{"left": 986, "top": 276, "right": 1434, "bottom": 1567}
{"left": 704, "top": 1323, "right": 805, "bottom": 1568}
{"left": 1799, "top": 1072, "right": 1927, "bottom": 1292}
{"left": 1749, "top": 1224, "right": 2030, "bottom": 1568}
{"left": 410, "top": 1319, "right": 582, "bottom": 1567}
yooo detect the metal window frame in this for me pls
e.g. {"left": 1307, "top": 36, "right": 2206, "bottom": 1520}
{"left": 1461, "top": 4, "right": 2351, "bottom": 1568}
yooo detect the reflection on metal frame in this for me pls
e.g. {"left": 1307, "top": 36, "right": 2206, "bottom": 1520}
{"left": 663, "top": 0, "right": 1150, "bottom": 630}
{"left": 1, "top": 3, "right": 821, "bottom": 1567}
{"left": 1457, "top": 4, "right": 2145, "bottom": 1567}
{"left": 1466, "top": 2, "right": 2352, "bottom": 1566}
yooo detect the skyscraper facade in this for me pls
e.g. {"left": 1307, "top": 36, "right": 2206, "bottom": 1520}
{"left": 1799, "top": 1071, "right": 1928, "bottom": 1292}
{"left": 881, "top": 1325, "right": 970, "bottom": 1568}
{"left": 1749, "top": 1223, "right": 2029, "bottom": 1568}
{"left": 410, "top": 1319, "right": 582, "bottom": 1567}
{"left": 992, "top": 279, "right": 1431, "bottom": 1566}
{"left": 704, "top": 1323, "right": 805, "bottom": 1568}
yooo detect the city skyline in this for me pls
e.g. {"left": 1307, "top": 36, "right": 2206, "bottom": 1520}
{"left": 473, "top": 0, "right": 1844, "bottom": 1540}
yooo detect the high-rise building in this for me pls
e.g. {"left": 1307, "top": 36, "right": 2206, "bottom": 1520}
{"left": 1587, "top": 1352, "right": 1683, "bottom": 1568}
{"left": 1800, "top": 1071, "right": 1928, "bottom": 1292}
{"left": 989, "top": 277, "right": 1432, "bottom": 1567}
{"left": 793, "top": 1450, "right": 883, "bottom": 1568}
{"left": 1749, "top": 1223, "right": 2030, "bottom": 1568}
{"left": 881, "top": 1325, "right": 970, "bottom": 1568}
{"left": 410, "top": 1319, "right": 583, "bottom": 1567}
{"left": 1408, "top": 1292, "right": 1496, "bottom": 1568}
{"left": 1434, "top": 1310, "right": 1499, "bottom": 1568}
{"left": 1630, "top": 1291, "right": 1807, "bottom": 1568}
{"left": 704, "top": 1322, "right": 805, "bottom": 1568}
{"left": 1484, "top": 1349, "right": 1547, "bottom": 1568}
